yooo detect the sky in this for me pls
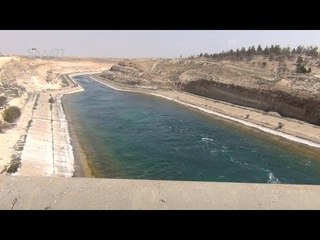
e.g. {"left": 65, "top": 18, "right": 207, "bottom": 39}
{"left": 0, "top": 30, "right": 320, "bottom": 58}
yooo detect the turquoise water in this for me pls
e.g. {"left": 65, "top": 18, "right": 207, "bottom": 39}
{"left": 63, "top": 75, "right": 320, "bottom": 184}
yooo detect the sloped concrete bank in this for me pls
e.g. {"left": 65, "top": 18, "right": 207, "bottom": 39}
{"left": 16, "top": 73, "right": 85, "bottom": 177}
{"left": 1, "top": 176, "right": 320, "bottom": 209}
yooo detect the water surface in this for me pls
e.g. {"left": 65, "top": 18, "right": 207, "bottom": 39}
{"left": 63, "top": 75, "right": 320, "bottom": 184}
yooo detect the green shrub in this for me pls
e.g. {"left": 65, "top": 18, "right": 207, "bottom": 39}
{"left": 3, "top": 106, "right": 21, "bottom": 123}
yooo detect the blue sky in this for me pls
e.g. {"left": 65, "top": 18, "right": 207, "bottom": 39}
{"left": 1, "top": 30, "right": 319, "bottom": 58}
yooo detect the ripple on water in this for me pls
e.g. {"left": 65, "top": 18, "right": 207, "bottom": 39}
{"left": 64, "top": 76, "right": 320, "bottom": 184}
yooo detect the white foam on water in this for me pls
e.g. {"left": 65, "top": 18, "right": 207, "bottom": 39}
{"left": 201, "top": 137, "right": 213, "bottom": 142}
{"left": 267, "top": 171, "right": 281, "bottom": 184}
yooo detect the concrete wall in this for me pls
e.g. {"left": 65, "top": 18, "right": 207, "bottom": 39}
{"left": 1, "top": 176, "right": 320, "bottom": 209}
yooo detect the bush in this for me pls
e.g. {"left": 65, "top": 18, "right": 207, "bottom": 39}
{"left": 296, "top": 64, "right": 309, "bottom": 74}
{"left": 3, "top": 106, "right": 21, "bottom": 123}
{"left": 261, "top": 62, "right": 267, "bottom": 68}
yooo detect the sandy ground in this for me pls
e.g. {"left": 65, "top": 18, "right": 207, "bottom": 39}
{"left": 0, "top": 57, "right": 115, "bottom": 174}
{"left": 92, "top": 75, "right": 320, "bottom": 151}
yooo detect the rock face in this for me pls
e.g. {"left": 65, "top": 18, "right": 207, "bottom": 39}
{"left": 100, "top": 62, "right": 172, "bottom": 89}
{"left": 100, "top": 66, "right": 146, "bottom": 85}
{"left": 179, "top": 80, "right": 320, "bottom": 125}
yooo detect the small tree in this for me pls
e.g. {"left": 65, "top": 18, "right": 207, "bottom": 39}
{"left": 296, "top": 56, "right": 309, "bottom": 74}
{"left": 263, "top": 46, "right": 270, "bottom": 55}
{"left": 296, "top": 45, "right": 304, "bottom": 54}
{"left": 257, "top": 45, "right": 263, "bottom": 55}
{"left": 240, "top": 47, "right": 246, "bottom": 56}
{"left": 296, "top": 65, "right": 308, "bottom": 74}
{"left": 297, "top": 56, "right": 303, "bottom": 64}
{"left": 3, "top": 106, "right": 21, "bottom": 123}
{"left": 251, "top": 45, "right": 256, "bottom": 54}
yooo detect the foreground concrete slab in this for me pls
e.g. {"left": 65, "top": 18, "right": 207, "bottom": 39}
{"left": 0, "top": 176, "right": 320, "bottom": 210}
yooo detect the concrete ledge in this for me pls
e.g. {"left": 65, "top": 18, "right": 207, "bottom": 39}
{"left": 1, "top": 176, "right": 320, "bottom": 209}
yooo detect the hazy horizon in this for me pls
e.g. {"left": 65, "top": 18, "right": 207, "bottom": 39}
{"left": 1, "top": 30, "right": 320, "bottom": 58}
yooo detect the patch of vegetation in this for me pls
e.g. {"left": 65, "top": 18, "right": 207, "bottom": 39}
{"left": 261, "top": 62, "right": 267, "bottom": 68}
{"left": 296, "top": 65, "right": 311, "bottom": 74}
{"left": 6, "top": 154, "right": 21, "bottom": 173}
{"left": 0, "top": 96, "right": 7, "bottom": 107}
{"left": 1, "top": 151, "right": 22, "bottom": 174}
{"left": 296, "top": 56, "right": 311, "bottom": 74}
{"left": 198, "top": 45, "right": 319, "bottom": 60}
{"left": 3, "top": 106, "right": 21, "bottom": 123}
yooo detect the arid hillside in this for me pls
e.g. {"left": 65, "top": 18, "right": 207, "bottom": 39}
{"left": 0, "top": 56, "right": 114, "bottom": 126}
{"left": 99, "top": 52, "right": 320, "bottom": 125}
{"left": 0, "top": 56, "right": 116, "bottom": 172}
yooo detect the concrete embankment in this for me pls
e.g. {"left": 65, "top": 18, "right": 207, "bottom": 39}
{"left": 1, "top": 176, "right": 320, "bottom": 209}
{"left": 17, "top": 92, "right": 75, "bottom": 176}
{"left": 16, "top": 74, "right": 84, "bottom": 177}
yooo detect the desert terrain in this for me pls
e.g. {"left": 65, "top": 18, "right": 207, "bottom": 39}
{"left": 0, "top": 56, "right": 115, "bottom": 174}
{"left": 2, "top": 46, "right": 320, "bottom": 177}
{"left": 97, "top": 49, "right": 320, "bottom": 150}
